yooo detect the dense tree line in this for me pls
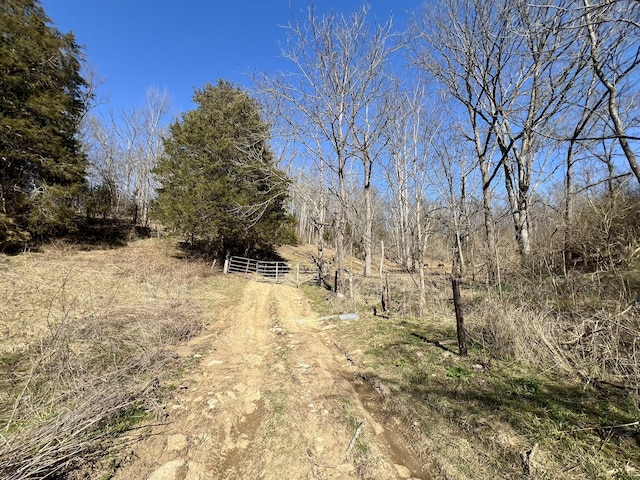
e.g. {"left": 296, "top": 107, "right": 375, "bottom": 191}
{"left": 0, "top": 1, "right": 292, "bottom": 256}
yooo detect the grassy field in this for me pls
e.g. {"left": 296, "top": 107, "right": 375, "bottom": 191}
{"left": 0, "top": 238, "right": 239, "bottom": 479}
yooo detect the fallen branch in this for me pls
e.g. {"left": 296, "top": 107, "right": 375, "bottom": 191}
{"left": 332, "top": 341, "right": 358, "bottom": 366}
{"left": 563, "top": 420, "right": 639, "bottom": 434}
{"left": 343, "top": 420, "right": 366, "bottom": 462}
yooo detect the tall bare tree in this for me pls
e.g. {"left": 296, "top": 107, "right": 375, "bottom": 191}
{"left": 83, "top": 86, "right": 170, "bottom": 224}
{"left": 260, "top": 6, "right": 396, "bottom": 291}
{"left": 120, "top": 87, "right": 170, "bottom": 226}
{"left": 413, "top": 0, "right": 503, "bottom": 282}
{"left": 381, "top": 79, "right": 443, "bottom": 308}
{"left": 492, "top": 0, "right": 583, "bottom": 257}
{"left": 416, "top": 0, "right": 588, "bottom": 263}
{"left": 344, "top": 14, "right": 399, "bottom": 276}
{"left": 560, "top": 68, "right": 607, "bottom": 265}
{"left": 580, "top": 0, "right": 640, "bottom": 186}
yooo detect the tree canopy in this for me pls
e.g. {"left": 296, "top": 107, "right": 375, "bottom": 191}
{"left": 0, "top": 0, "right": 89, "bottom": 247}
{"left": 153, "top": 80, "right": 293, "bottom": 257}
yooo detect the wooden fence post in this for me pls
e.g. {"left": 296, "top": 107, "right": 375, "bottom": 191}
{"left": 382, "top": 273, "right": 391, "bottom": 317}
{"left": 451, "top": 277, "right": 468, "bottom": 356}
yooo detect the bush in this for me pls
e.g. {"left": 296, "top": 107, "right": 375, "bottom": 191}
{"left": 0, "top": 214, "right": 30, "bottom": 253}
{"left": 566, "top": 189, "right": 640, "bottom": 271}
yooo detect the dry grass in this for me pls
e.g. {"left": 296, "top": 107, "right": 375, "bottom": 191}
{"left": 0, "top": 238, "right": 220, "bottom": 479}
{"left": 466, "top": 272, "right": 640, "bottom": 390}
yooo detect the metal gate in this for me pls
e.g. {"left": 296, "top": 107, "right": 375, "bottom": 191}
{"left": 225, "top": 256, "right": 290, "bottom": 282}
{"left": 225, "top": 256, "right": 317, "bottom": 286}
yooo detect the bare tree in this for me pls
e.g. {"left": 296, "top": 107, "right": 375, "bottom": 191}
{"left": 493, "top": 1, "right": 590, "bottom": 257}
{"left": 82, "top": 115, "right": 119, "bottom": 217}
{"left": 430, "top": 124, "right": 478, "bottom": 279}
{"left": 260, "top": 6, "right": 396, "bottom": 292}
{"left": 580, "top": 0, "right": 640, "bottom": 185}
{"left": 381, "top": 79, "right": 442, "bottom": 309}
{"left": 413, "top": 0, "right": 503, "bottom": 283}
{"left": 382, "top": 89, "right": 414, "bottom": 272}
{"left": 83, "top": 114, "right": 118, "bottom": 189}
{"left": 344, "top": 14, "right": 399, "bottom": 277}
{"left": 120, "top": 87, "right": 170, "bottom": 226}
{"left": 416, "top": 0, "right": 589, "bottom": 264}
{"left": 561, "top": 69, "right": 607, "bottom": 265}
{"left": 82, "top": 87, "right": 170, "bottom": 225}
{"left": 137, "top": 87, "right": 170, "bottom": 226}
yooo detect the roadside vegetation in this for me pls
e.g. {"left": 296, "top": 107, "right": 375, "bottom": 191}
{"left": 2, "top": 230, "right": 637, "bottom": 479}
{"left": 320, "top": 277, "right": 640, "bottom": 478}
{"left": 297, "top": 195, "right": 640, "bottom": 479}
{"left": 0, "top": 237, "right": 234, "bottom": 479}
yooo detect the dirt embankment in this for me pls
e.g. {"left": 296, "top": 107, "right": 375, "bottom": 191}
{"left": 113, "top": 279, "right": 432, "bottom": 480}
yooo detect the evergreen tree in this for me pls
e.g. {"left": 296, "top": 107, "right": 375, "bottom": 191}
{"left": 154, "top": 80, "right": 293, "bottom": 257}
{"left": 0, "top": 0, "right": 89, "bottom": 246}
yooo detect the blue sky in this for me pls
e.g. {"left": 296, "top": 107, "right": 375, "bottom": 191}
{"left": 41, "top": 1, "right": 424, "bottom": 119}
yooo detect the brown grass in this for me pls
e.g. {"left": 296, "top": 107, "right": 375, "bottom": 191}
{"left": 0, "top": 238, "right": 219, "bottom": 479}
{"left": 466, "top": 271, "right": 640, "bottom": 390}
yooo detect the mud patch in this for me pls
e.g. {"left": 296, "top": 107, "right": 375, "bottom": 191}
{"left": 352, "top": 375, "right": 432, "bottom": 480}
{"left": 216, "top": 397, "right": 266, "bottom": 477}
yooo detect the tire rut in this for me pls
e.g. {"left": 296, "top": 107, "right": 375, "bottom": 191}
{"left": 113, "top": 280, "right": 431, "bottom": 480}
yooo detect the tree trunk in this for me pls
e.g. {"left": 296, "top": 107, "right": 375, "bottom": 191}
{"left": 334, "top": 161, "right": 347, "bottom": 294}
{"left": 504, "top": 158, "right": 532, "bottom": 258}
{"left": 451, "top": 277, "right": 467, "bottom": 357}
{"left": 564, "top": 139, "right": 576, "bottom": 271}
{"left": 316, "top": 173, "right": 327, "bottom": 287}
{"left": 363, "top": 181, "right": 373, "bottom": 277}
{"left": 480, "top": 164, "right": 498, "bottom": 285}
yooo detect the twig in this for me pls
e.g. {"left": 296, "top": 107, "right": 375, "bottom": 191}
{"left": 563, "top": 420, "right": 639, "bottom": 434}
{"left": 343, "top": 420, "right": 366, "bottom": 462}
{"left": 332, "top": 341, "right": 357, "bottom": 366}
{"left": 524, "top": 442, "right": 538, "bottom": 476}
{"left": 615, "top": 302, "right": 637, "bottom": 318}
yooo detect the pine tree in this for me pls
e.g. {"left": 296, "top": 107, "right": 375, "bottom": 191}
{"left": 153, "top": 80, "right": 293, "bottom": 257}
{"left": 0, "top": 0, "right": 89, "bottom": 247}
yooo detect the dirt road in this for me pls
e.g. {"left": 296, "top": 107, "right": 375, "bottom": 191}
{"left": 113, "top": 279, "right": 430, "bottom": 480}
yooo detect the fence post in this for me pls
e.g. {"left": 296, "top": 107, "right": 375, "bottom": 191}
{"left": 349, "top": 272, "right": 353, "bottom": 299}
{"left": 451, "top": 276, "right": 468, "bottom": 356}
{"left": 223, "top": 258, "right": 230, "bottom": 274}
{"left": 381, "top": 273, "right": 391, "bottom": 316}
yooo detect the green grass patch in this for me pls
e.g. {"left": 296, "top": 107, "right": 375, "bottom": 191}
{"left": 446, "top": 366, "right": 473, "bottom": 380}
{"left": 299, "top": 283, "right": 335, "bottom": 316}
{"left": 0, "top": 352, "right": 21, "bottom": 368}
{"left": 328, "top": 310, "right": 640, "bottom": 478}
{"left": 109, "top": 401, "right": 150, "bottom": 434}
